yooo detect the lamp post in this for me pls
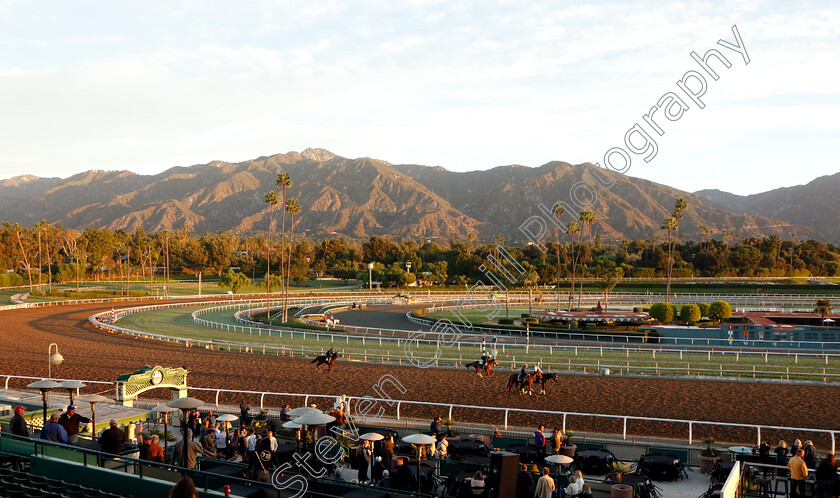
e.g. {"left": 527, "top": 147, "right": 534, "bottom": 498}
{"left": 167, "top": 397, "right": 205, "bottom": 470}
{"left": 27, "top": 380, "right": 62, "bottom": 426}
{"left": 79, "top": 394, "right": 110, "bottom": 438}
{"left": 48, "top": 343, "right": 63, "bottom": 380}
{"left": 368, "top": 263, "right": 374, "bottom": 290}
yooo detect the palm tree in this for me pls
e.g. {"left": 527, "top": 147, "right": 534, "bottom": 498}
{"left": 551, "top": 203, "right": 565, "bottom": 311}
{"left": 264, "top": 191, "right": 278, "bottom": 294}
{"left": 275, "top": 172, "right": 293, "bottom": 321}
{"left": 285, "top": 197, "right": 301, "bottom": 296}
{"left": 814, "top": 299, "right": 833, "bottom": 324}
{"left": 579, "top": 210, "right": 596, "bottom": 306}
{"left": 599, "top": 267, "right": 624, "bottom": 311}
{"left": 661, "top": 216, "right": 676, "bottom": 302}
{"left": 566, "top": 221, "right": 580, "bottom": 311}
{"left": 664, "top": 196, "right": 687, "bottom": 303}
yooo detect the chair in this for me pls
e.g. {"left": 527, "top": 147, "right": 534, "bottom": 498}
{"left": 21, "top": 485, "right": 42, "bottom": 497}
{"left": 772, "top": 476, "right": 789, "bottom": 497}
{"left": 81, "top": 487, "right": 103, "bottom": 497}
{"left": 27, "top": 475, "right": 46, "bottom": 486}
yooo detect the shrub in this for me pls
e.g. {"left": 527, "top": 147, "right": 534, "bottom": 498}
{"left": 568, "top": 320, "right": 578, "bottom": 329}
{"left": 680, "top": 304, "right": 701, "bottom": 323}
{"left": 521, "top": 313, "right": 530, "bottom": 318}
{"left": 525, "top": 318, "right": 539, "bottom": 324}
{"left": 649, "top": 302, "right": 675, "bottom": 322}
{"left": 698, "top": 302, "right": 711, "bottom": 318}
{"left": 709, "top": 301, "right": 732, "bottom": 323}
{"left": 498, "top": 318, "right": 515, "bottom": 325}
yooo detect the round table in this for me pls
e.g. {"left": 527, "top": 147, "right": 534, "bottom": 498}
{"left": 729, "top": 446, "right": 754, "bottom": 455}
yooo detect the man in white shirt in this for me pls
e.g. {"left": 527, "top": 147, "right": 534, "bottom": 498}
{"left": 244, "top": 428, "right": 258, "bottom": 474}
{"left": 214, "top": 423, "right": 227, "bottom": 458}
{"left": 436, "top": 434, "right": 449, "bottom": 459}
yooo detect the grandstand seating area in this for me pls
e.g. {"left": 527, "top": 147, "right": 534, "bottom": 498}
{"left": 0, "top": 468, "right": 122, "bottom": 498}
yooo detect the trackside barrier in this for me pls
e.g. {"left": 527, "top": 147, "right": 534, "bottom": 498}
{"left": 90, "top": 301, "right": 840, "bottom": 383}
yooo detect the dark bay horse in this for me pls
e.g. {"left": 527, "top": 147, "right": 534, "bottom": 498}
{"left": 506, "top": 371, "right": 542, "bottom": 395}
{"left": 535, "top": 372, "right": 558, "bottom": 394}
{"left": 464, "top": 358, "right": 498, "bottom": 377}
{"left": 311, "top": 352, "right": 341, "bottom": 371}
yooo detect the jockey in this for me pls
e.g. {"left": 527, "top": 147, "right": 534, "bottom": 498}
{"left": 518, "top": 363, "right": 529, "bottom": 382}
{"left": 326, "top": 347, "right": 335, "bottom": 359}
{"left": 480, "top": 351, "right": 489, "bottom": 367}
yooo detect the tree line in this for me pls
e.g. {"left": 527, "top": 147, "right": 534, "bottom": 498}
{"left": 2, "top": 196, "right": 839, "bottom": 298}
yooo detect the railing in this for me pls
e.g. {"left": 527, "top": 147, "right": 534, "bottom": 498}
{"left": 184, "top": 386, "right": 838, "bottom": 454}
{"left": 86, "top": 300, "right": 840, "bottom": 383}
{"left": 1, "top": 433, "right": 422, "bottom": 498}
{"left": 3, "top": 375, "right": 836, "bottom": 457}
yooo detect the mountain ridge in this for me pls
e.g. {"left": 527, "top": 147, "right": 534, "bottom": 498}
{"left": 0, "top": 149, "right": 823, "bottom": 242}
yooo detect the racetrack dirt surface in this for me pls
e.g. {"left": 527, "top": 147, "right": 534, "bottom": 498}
{"left": 2, "top": 300, "right": 838, "bottom": 448}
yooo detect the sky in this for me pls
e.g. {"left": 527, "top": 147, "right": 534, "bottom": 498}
{"left": 0, "top": 1, "right": 838, "bottom": 195}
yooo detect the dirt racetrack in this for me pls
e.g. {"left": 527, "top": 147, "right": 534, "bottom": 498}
{"left": 2, "top": 300, "right": 839, "bottom": 448}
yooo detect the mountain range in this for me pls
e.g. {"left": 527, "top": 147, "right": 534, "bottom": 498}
{"left": 0, "top": 148, "right": 827, "bottom": 242}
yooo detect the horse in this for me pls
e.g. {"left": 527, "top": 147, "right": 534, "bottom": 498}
{"left": 506, "top": 371, "right": 542, "bottom": 395}
{"left": 311, "top": 352, "right": 341, "bottom": 371}
{"left": 535, "top": 372, "right": 559, "bottom": 394}
{"left": 464, "top": 358, "right": 497, "bottom": 377}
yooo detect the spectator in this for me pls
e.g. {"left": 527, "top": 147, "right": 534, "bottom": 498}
{"left": 11, "top": 406, "right": 29, "bottom": 437}
{"left": 815, "top": 454, "right": 838, "bottom": 498}
{"left": 466, "top": 470, "right": 485, "bottom": 496}
{"left": 579, "top": 484, "right": 594, "bottom": 498}
{"left": 566, "top": 475, "right": 582, "bottom": 497}
{"left": 371, "top": 456, "right": 386, "bottom": 483}
{"left": 792, "top": 439, "right": 802, "bottom": 455}
{"left": 239, "top": 399, "right": 251, "bottom": 424}
{"left": 534, "top": 425, "right": 547, "bottom": 464}
{"left": 516, "top": 464, "right": 533, "bottom": 498}
{"left": 40, "top": 413, "right": 68, "bottom": 443}
{"left": 214, "top": 423, "right": 228, "bottom": 459}
{"left": 205, "top": 410, "right": 216, "bottom": 428}
{"left": 383, "top": 433, "right": 396, "bottom": 452}
{"left": 380, "top": 437, "right": 394, "bottom": 470}
{"left": 534, "top": 466, "right": 555, "bottom": 498}
{"left": 392, "top": 459, "right": 416, "bottom": 491}
{"left": 169, "top": 476, "right": 198, "bottom": 498}
{"left": 137, "top": 434, "right": 149, "bottom": 460}
{"left": 551, "top": 427, "right": 564, "bottom": 453}
{"left": 380, "top": 469, "right": 394, "bottom": 489}
{"left": 99, "top": 419, "right": 125, "bottom": 454}
{"left": 759, "top": 441, "right": 771, "bottom": 462}
{"left": 803, "top": 440, "right": 817, "bottom": 468}
{"left": 58, "top": 405, "right": 90, "bottom": 445}
{"left": 574, "top": 470, "right": 586, "bottom": 488}
{"left": 788, "top": 448, "right": 808, "bottom": 497}
{"left": 280, "top": 404, "right": 291, "bottom": 422}
{"left": 775, "top": 441, "right": 789, "bottom": 464}
{"left": 148, "top": 435, "right": 165, "bottom": 463}
{"left": 437, "top": 434, "right": 449, "bottom": 459}
{"left": 172, "top": 429, "right": 215, "bottom": 469}
{"left": 244, "top": 428, "right": 258, "bottom": 473}
{"left": 266, "top": 430, "right": 279, "bottom": 467}
{"left": 430, "top": 415, "right": 443, "bottom": 439}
